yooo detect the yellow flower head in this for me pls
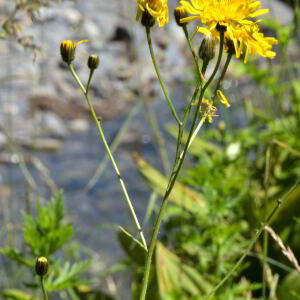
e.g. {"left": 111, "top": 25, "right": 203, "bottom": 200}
{"left": 136, "top": 0, "right": 168, "bottom": 27}
{"left": 180, "top": 0, "right": 278, "bottom": 62}
{"left": 180, "top": 0, "right": 268, "bottom": 30}
{"left": 60, "top": 40, "right": 88, "bottom": 64}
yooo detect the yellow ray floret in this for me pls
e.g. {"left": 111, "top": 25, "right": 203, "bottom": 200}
{"left": 136, "top": 0, "right": 169, "bottom": 27}
{"left": 180, "top": 0, "right": 268, "bottom": 29}
{"left": 178, "top": 0, "right": 278, "bottom": 62}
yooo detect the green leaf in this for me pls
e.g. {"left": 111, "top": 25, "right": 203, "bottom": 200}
{"left": 0, "top": 248, "right": 34, "bottom": 268}
{"left": 156, "top": 242, "right": 213, "bottom": 298}
{"left": 165, "top": 124, "right": 222, "bottom": 157}
{"left": 45, "top": 260, "right": 91, "bottom": 291}
{"left": 117, "top": 227, "right": 146, "bottom": 266}
{"left": 132, "top": 154, "right": 205, "bottom": 214}
{"left": 24, "top": 190, "right": 72, "bottom": 256}
{"left": 0, "top": 289, "right": 39, "bottom": 300}
{"left": 277, "top": 271, "right": 300, "bottom": 300}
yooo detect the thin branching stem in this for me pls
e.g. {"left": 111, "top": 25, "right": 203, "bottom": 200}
{"left": 263, "top": 145, "right": 271, "bottom": 299}
{"left": 182, "top": 25, "right": 201, "bottom": 80}
{"left": 145, "top": 27, "right": 182, "bottom": 126}
{"left": 68, "top": 64, "right": 148, "bottom": 251}
{"left": 214, "top": 52, "right": 233, "bottom": 97}
{"left": 139, "top": 29, "right": 226, "bottom": 300}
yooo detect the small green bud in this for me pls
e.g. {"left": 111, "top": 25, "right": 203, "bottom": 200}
{"left": 199, "top": 37, "right": 216, "bottom": 62}
{"left": 35, "top": 257, "right": 48, "bottom": 277}
{"left": 60, "top": 40, "right": 76, "bottom": 64}
{"left": 141, "top": 11, "right": 155, "bottom": 28}
{"left": 87, "top": 55, "right": 100, "bottom": 70}
{"left": 174, "top": 6, "right": 187, "bottom": 27}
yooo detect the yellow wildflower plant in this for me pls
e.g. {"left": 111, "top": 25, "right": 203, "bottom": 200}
{"left": 179, "top": 0, "right": 278, "bottom": 62}
{"left": 136, "top": 0, "right": 168, "bottom": 27}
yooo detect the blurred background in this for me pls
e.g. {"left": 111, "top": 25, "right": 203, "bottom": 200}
{"left": 0, "top": 1, "right": 299, "bottom": 300}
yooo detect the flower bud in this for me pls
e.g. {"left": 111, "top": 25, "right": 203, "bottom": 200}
{"left": 35, "top": 257, "right": 48, "bottom": 277}
{"left": 60, "top": 40, "right": 76, "bottom": 64}
{"left": 199, "top": 37, "right": 216, "bottom": 62}
{"left": 87, "top": 55, "right": 100, "bottom": 70}
{"left": 174, "top": 6, "right": 187, "bottom": 27}
{"left": 141, "top": 11, "right": 155, "bottom": 28}
{"left": 225, "top": 39, "right": 236, "bottom": 56}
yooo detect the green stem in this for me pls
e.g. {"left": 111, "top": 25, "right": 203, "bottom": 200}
{"left": 82, "top": 101, "right": 143, "bottom": 193}
{"left": 263, "top": 146, "right": 271, "bottom": 299}
{"left": 139, "top": 28, "right": 226, "bottom": 300}
{"left": 214, "top": 52, "right": 233, "bottom": 98}
{"left": 68, "top": 64, "right": 148, "bottom": 252}
{"left": 204, "top": 200, "right": 282, "bottom": 299}
{"left": 175, "top": 83, "right": 201, "bottom": 162}
{"left": 182, "top": 25, "right": 201, "bottom": 80}
{"left": 145, "top": 26, "right": 182, "bottom": 126}
{"left": 40, "top": 276, "right": 48, "bottom": 300}
{"left": 144, "top": 101, "right": 170, "bottom": 174}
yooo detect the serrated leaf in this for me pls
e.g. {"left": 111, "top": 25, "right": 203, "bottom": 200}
{"left": 24, "top": 190, "right": 72, "bottom": 256}
{"left": 45, "top": 260, "right": 91, "bottom": 291}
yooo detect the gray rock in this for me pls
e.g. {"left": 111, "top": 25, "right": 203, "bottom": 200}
{"left": 35, "top": 111, "right": 69, "bottom": 139}
{"left": 0, "top": 132, "right": 7, "bottom": 149}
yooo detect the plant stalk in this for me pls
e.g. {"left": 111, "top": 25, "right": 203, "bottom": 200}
{"left": 139, "top": 28, "right": 225, "bottom": 300}
{"left": 68, "top": 64, "right": 147, "bottom": 251}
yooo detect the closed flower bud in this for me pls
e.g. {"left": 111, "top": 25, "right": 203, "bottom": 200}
{"left": 60, "top": 40, "right": 76, "bottom": 64}
{"left": 225, "top": 39, "right": 236, "bottom": 56}
{"left": 199, "top": 37, "right": 216, "bottom": 62}
{"left": 174, "top": 6, "right": 187, "bottom": 27}
{"left": 141, "top": 11, "right": 155, "bottom": 28}
{"left": 35, "top": 257, "right": 48, "bottom": 277}
{"left": 87, "top": 55, "right": 100, "bottom": 70}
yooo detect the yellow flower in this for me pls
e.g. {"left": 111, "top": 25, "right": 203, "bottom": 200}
{"left": 180, "top": 0, "right": 278, "bottom": 62}
{"left": 60, "top": 40, "right": 88, "bottom": 64}
{"left": 230, "top": 23, "right": 278, "bottom": 63}
{"left": 217, "top": 90, "right": 230, "bottom": 108}
{"left": 180, "top": 0, "right": 268, "bottom": 30}
{"left": 136, "top": 0, "right": 168, "bottom": 27}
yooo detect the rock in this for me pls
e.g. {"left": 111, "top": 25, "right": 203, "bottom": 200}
{"left": 35, "top": 111, "right": 69, "bottom": 138}
{"left": 19, "top": 137, "right": 64, "bottom": 152}
{"left": 61, "top": 7, "right": 83, "bottom": 26}
{"left": 68, "top": 119, "right": 90, "bottom": 133}
{"left": 261, "top": 0, "right": 293, "bottom": 25}
{"left": 0, "top": 132, "right": 7, "bottom": 149}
